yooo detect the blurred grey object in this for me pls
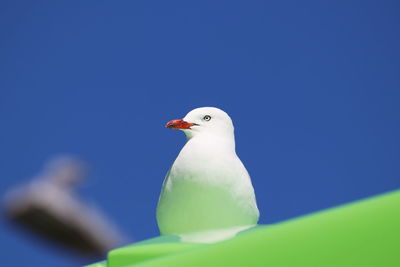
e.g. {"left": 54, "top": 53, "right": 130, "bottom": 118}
{"left": 3, "top": 156, "right": 125, "bottom": 258}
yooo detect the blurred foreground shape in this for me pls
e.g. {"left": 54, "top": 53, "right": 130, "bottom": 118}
{"left": 86, "top": 189, "right": 400, "bottom": 267}
{"left": 3, "top": 156, "right": 125, "bottom": 259}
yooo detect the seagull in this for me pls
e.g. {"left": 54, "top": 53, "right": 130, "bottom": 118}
{"left": 156, "top": 107, "right": 259, "bottom": 243}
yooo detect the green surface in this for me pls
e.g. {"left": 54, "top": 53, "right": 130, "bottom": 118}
{"left": 85, "top": 189, "right": 400, "bottom": 267}
{"left": 84, "top": 261, "right": 106, "bottom": 267}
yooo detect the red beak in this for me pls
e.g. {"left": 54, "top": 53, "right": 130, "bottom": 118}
{"left": 166, "top": 119, "right": 196, "bottom": 129}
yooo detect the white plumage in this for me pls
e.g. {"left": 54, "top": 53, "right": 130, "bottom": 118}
{"left": 157, "top": 107, "right": 259, "bottom": 242}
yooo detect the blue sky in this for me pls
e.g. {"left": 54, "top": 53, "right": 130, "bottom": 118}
{"left": 1, "top": 1, "right": 399, "bottom": 266}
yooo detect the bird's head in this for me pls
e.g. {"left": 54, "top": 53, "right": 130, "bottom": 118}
{"left": 166, "top": 107, "right": 234, "bottom": 139}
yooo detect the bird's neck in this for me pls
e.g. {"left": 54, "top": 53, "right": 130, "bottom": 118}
{"left": 185, "top": 133, "right": 236, "bottom": 154}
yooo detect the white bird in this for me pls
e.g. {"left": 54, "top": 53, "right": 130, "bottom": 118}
{"left": 156, "top": 107, "right": 259, "bottom": 243}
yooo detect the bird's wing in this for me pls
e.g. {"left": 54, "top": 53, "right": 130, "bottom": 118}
{"left": 158, "top": 167, "right": 171, "bottom": 201}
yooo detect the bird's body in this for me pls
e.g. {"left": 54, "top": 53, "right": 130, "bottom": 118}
{"left": 157, "top": 107, "right": 259, "bottom": 240}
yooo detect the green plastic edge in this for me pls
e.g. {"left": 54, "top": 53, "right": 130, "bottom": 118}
{"left": 85, "top": 189, "right": 400, "bottom": 267}
{"left": 84, "top": 261, "right": 106, "bottom": 267}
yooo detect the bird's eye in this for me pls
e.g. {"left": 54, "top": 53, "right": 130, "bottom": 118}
{"left": 203, "top": 115, "right": 212, "bottom": 121}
